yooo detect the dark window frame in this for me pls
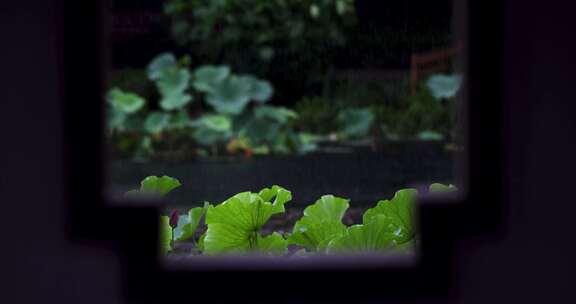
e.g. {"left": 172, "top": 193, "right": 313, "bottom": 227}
{"left": 59, "top": 0, "right": 506, "bottom": 302}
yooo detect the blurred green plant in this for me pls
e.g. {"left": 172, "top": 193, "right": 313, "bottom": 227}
{"left": 371, "top": 83, "right": 452, "bottom": 141}
{"left": 336, "top": 108, "right": 375, "bottom": 139}
{"left": 108, "top": 52, "right": 314, "bottom": 159}
{"left": 294, "top": 96, "right": 341, "bottom": 134}
{"left": 293, "top": 74, "right": 456, "bottom": 143}
{"left": 426, "top": 74, "right": 462, "bottom": 100}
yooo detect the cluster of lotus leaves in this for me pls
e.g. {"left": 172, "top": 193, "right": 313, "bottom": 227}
{"left": 135, "top": 175, "right": 456, "bottom": 256}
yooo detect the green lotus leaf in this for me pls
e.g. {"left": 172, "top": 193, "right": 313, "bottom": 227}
{"left": 156, "top": 67, "right": 193, "bottom": 110}
{"left": 157, "top": 68, "right": 190, "bottom": 95}
{"left": 203, "top": 189, "right": 291, "bottom": 254}
{"left": 255, "top": 232, "right": 287, "bottom": 255}
{"left": 240, "top": 117, "right": 280, "bottom": 145}
{"left": 204, "top": 76, "right": 252, "bottom": 115}
{"left": 288, "top": 219, "right": 347, "bottom": 251}
{"left": 190, "top": 115, "right": 232, "bottom": 145}
{"left": 193, "top": 128, "right": 231, "bottom": 146}
{"left": 199, "top": 114, "right": 232, "bottom": 132}
{"left": 202, "top": 223, "right": 251, "bottom": 254}
{"left": 160, "top": 93, "right": 193, "bottom": 111}
{"left": 107, "top": 88, "right": 145, "bottom": 114}
{"left": 326, "top": 215, "right": 398, "bottom": 254}
{"left": 429, "top": 183, "right": 458, "bottom": 193}
{"left": 301, "top": 195, "right": 350, "bottom": 222}
{"left": 287, "top": 195, "right": 350, "bottom": 251}
{"left": 258, "top": 185, "right": 292, "bottom": 214}
{"left": 337, "top": 108, "right": 375, "bottom": 138}
{"left": 192, "top": 65, "right": 231, "bottom": 92}
{"left": 254, "top": 106, "right": 298, "bottom": 124}
{"left": 147, "top": 53, "right": 177, "bottom": 81}
{"left": 362, "top": 188, "right": 417, "bottom": 244}
{"left": 203, "top": 225, "right": 287, "bottom": 255}
{"left": 140, "top": 175, "right": 182, "bottom": 196}
{"left": 240, "top": 75, "right": 273, "bottom": 103}
{"left": 144, "top": 112, "right": 171, "bottom": 134}
{"left": 205, "top": 192, "right": 282, "bottom": 231}
{"left": 174, "top": 206, "right": 207, "bottom": 242}
{"left": 418, "top": 130, "right": 444, "bottom": 141}
{"left": 160, "top": 215, "right": 173, "bottom": 254}
{"left": 426, "top": 74, "right": 463, "bottom": 99}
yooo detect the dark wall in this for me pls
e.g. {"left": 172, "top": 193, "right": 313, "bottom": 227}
{"left": 1, "top": 1, "right": 576, "bottom": 304}
{"left": 356, "top": 0, "right": 453, "bottom": 28}
{"left": 111, "top": 0, "right": 454, "bottom": 69}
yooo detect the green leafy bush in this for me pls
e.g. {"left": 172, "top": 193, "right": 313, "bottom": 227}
{"left": 370, "top": 83, "right": 453, "bottom": 141}
{"left": 294, "top": 96, "right": 340, "bottom": 134}
{"left": 293, "top": 73, "right": 459, "bottom": 142}
{"left": 108, "top": 52, "right": 312, "bottom": 158}
{"left": 336, "top": 108, "right": 375, "bottom": 139}
{"left": 127, "top": 175, "right": 457, "bottom": 256}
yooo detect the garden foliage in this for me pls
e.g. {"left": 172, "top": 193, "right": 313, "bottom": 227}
{"left": 108, "top": 52, "right": 312, "bottom": 159}
{"left": 130, "top": 175, "right": 456, "bottom": 256}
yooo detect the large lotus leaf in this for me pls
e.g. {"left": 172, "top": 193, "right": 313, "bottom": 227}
{"left": 205, "top": 192, "right": 284, "bottom": 230}
{"left": 174, "top": 206, "right": 207, "bottom": 242}
{"left": 157, "top": 67, "right": 190, "bottom": 95}
{"left": 107, "top": 88, "right": 145, "bottom": 114}
{"left": 160, "top": 93, "right": 193, "bottom": 111}
{"left": 203, "top": 223, "right": 251, "bottom": 254}
{"left": 301, "top": 195, "right": 350, "bottom": 222}
{"left": 255, "top": 232, "right": 287, "bottom": 255}
{"left": 240, "top": 117, "right": 280, "bottom": 145}
{"left": 191, "top": 116, "right": 231, "bottom": 146}
{"left": 203, "top": 225, "right": 286, "bottom": 255}
{"left": 147, "top": 53, "right": 177, "bottom": 81}
{"left": 199, "top": 114, "right": 232, "bottom": 132}
{"left": 144, "top": 112, "right": 171, "bottom": 134}
{"left": 160, "top": 215, "right": 173, "bottom": 254}
{"left": 192, "top": 65, "right": 231, "bottom": 92}
{"left": 426, "top": 74, "right": 463, "bottom": 99}
{"left": 156, "top": 68, "right": 193, "bottom": 110}
{"left": 418, "top": 130, "right": 444, "bottom": 141}
{"left": 205, "top": 76, "right": 252, "bottom": 115}
{"left": 337, "top": 108, "right": 375, "bottom": 138}
{"left": 362, "top": 188, "right": 417, "bottom": 244}
{"left": 254, "top": 106, "right": 298, "bottom": 124}
{"left": 202, "top": 228, "right": 286, "bottom": 255}
{"left": 140, "top": 175, "right": 182, "bottom": 196}
{"left": 258, "top": 185, "right": 292, "bottom": 214}
{"left": 238, "top": 75, "right": 273, "bottom": 103}
{"left": 192, "top": 127, "right": 231, "bottom": 146}
{"left": 203, "top": 191, "right": 290, "bottom": 254}
{"left": 326, "top": 215, "right": 398, "bottom": 254}
{"left": 287, "top": 195, "right": 350, "bottom": 251}
{"left": 288, "top": 219, "right": 347, "bottom": 251}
